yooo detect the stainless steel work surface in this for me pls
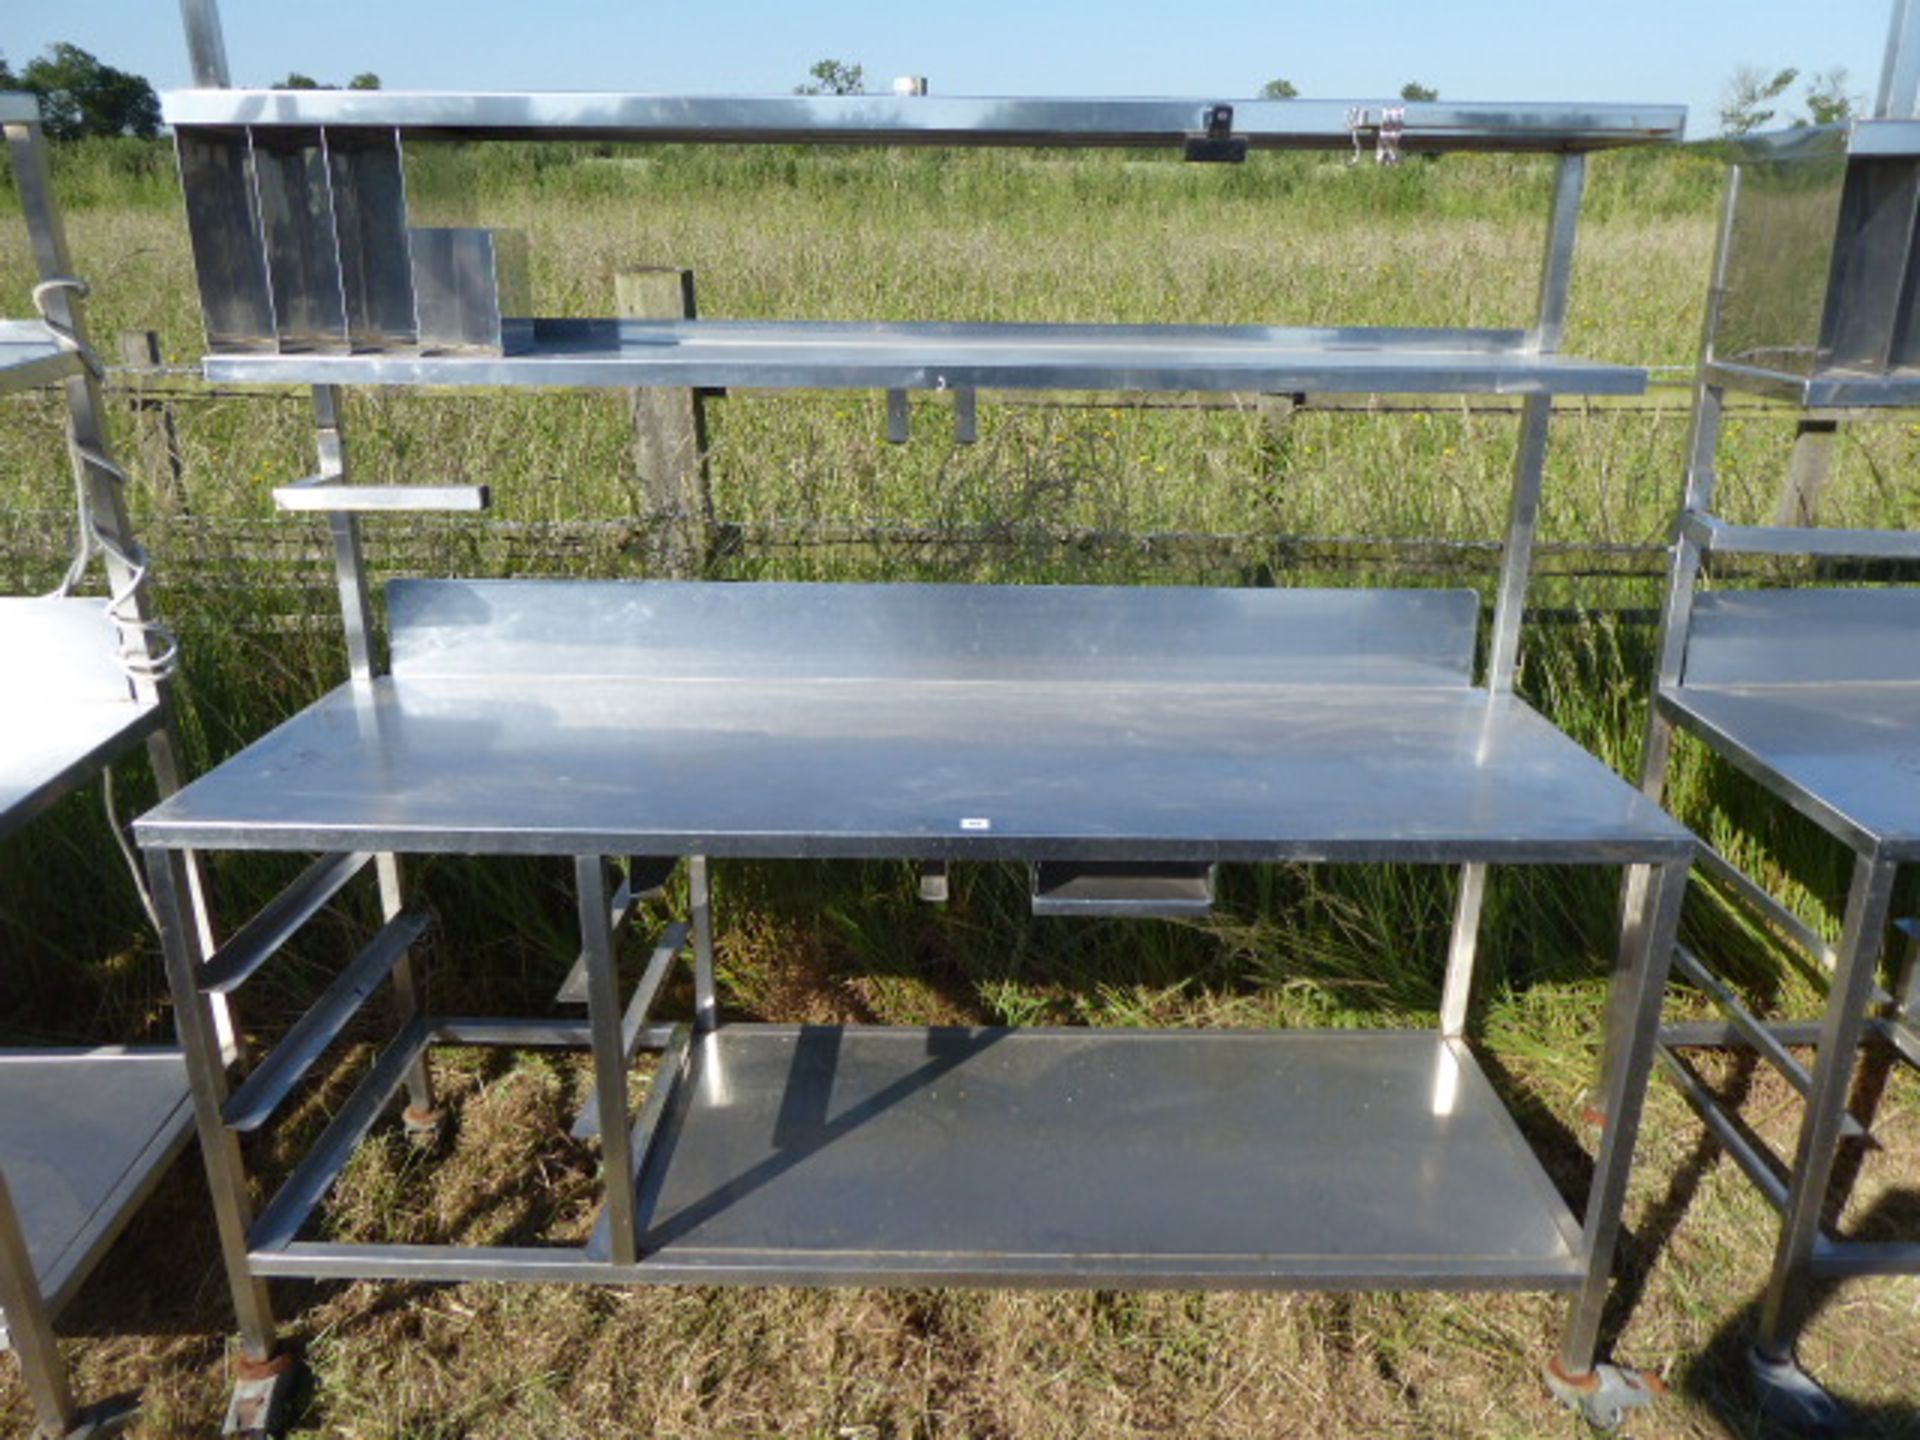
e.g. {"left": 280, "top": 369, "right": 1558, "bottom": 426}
{"left": 1660, "top": 683, "right": 1920, "bottom": 858}
{"left": 618, "top": 1025, "right": 1584, "bottom": 1288}
{"left": 163, "top": 91, "right": 1684, "bottom": 152}
{"left": 0, "top": 318, "right": 81, "bottom": 396}
{"left": 0, "top": 1050, "right": 193, "bottom": 1307}
{"left": 199, "top": 319, "right": 1650, "bottom": 395}
{"left": 1, "top": 599, "right": 159, "bottom": 844}
{"left": 136, "top": 673, "right": 1688, "bottom": 860}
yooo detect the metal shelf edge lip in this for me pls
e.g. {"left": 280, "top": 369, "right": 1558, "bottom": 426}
{"left": 161, "top": 92, "right": 1684, "bottom": 151}
{"left": 1703, "top": 358, "right": 1920, "bottom": 408}
{"left": 200, "top": 323, "right": 1650, "bottom": 395}
{"left": 1681, "top": 513, "right": 1920, "bottom": 561}
{"left": 130, "top": 674, "right": 1694, "bottom": 861}
{"left": 1724, "top": 117, "right": 1920, "bottom": 161}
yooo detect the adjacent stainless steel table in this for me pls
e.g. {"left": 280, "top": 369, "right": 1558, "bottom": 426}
{"left": 2, "top": 93, "right": 211, "bottom": 1440}
{"left": 1, "top": 600, "right": 162, "bottom": 846}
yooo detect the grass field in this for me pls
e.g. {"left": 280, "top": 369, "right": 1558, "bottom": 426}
{"left": 2, "top": 140, "right": 1918, "bottom": 1437}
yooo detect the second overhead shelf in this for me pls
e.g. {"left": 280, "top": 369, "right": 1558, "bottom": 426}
{"left": 201, "top": 319, "right": 1647, "bottom": 395}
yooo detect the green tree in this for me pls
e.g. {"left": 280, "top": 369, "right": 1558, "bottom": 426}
{"left": 277, "top": 72, "right": 324, "bottom": 89}
{"left": 1259, "top": 78, "right": 1299, "bottom": 99}
{"left": 0, "top": 54, "right": 15, "bottom": 91}
{"left": 1802, "top": 67, "right": 1854, "bottom": 125}
{"left": 796, "top": 59, "right": 864, "bottom": 96}
{"left": 19, "top": 43, "right": 160, "bottom": 139}
{"left": 348, "top": 72, "right": 382, "bottom": 90}
{"left": 1719, "top": 64, "right": 1798, "bottom": 135}
{"left": 1400, "top": 81, "right": 1439, "bottom": 102}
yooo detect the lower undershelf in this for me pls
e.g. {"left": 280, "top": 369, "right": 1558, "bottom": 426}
{"left": 607, "top": 1024, "right": 1586, "bottom": 1290}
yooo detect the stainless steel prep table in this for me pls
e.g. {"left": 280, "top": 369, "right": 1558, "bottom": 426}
{"left": 146, "top": 6, "right": 1694, "bottom": 1427}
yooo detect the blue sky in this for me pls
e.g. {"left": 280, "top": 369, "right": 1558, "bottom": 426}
{"left": 0, "top": 2, "right": 1901, "bottom": 139}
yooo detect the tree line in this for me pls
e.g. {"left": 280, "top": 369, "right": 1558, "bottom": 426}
{"left": 0, "top": 42, "right": 381, "bottom": 140}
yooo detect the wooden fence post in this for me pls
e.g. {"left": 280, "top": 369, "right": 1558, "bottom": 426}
{"left": 616, "top": 268, "right": 711, "bottom": 576}
{"left": 1775, "top": 416, "right": 1838, "bottom": 527}
{"left": 118, "top": 329, "right": 189, "bottom": 512}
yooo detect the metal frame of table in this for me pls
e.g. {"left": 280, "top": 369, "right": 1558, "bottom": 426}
{"left": 1634, "top": 8, "right": 1920, "bottom": 1425}
{"left": 0, "top": 93, "right": 218, "bottom": 1440}
{"left": 146, "top": 2, "right": 1696, "bottom": 1431}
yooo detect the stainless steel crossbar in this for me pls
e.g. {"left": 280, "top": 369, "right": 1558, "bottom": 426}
{"left": 250, "top": 1240, "right": 612, "bottom": 1283}
{"left": 1653, "top": 1043, "right": 1791, "bottom": 1213}
{"left": 248, "top": 1015, "right": 430, "bottom": 1254}
{"left": 431, "top": 1017, "right": 592, "bottom": 1046}
{"left": 573, "top": 927, "right": 692, "bottom": 1138}
{"left": 272, "top": 477, "right": 491, "bottom": 513}
{"left": 200, "top": 851, "right": 370, "bottom": 993}
{"left": 223, "top": 909, "right": 431, "bottom": 1131}
{"left": 1681, "top": 511, "right": 1920, "bottom": 561}
{"left": 1695, "top": 842, "right": 1837, "bottom": 969}
{"left": 1810, "top": 1238, "right": 1920, "bottom": 1278}
{"left": 1668, "top": 944, "right": 1866, "bottom": 1140}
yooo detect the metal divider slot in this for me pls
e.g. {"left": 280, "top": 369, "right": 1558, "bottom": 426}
{"left": 248, "top": 127, "right": 349, "bottom": 353}
{"left": 223, "top": 909, "right": 431, "bottom": 1131}
{"left": 176, "top": 128, "right": 276, "bottom": 352}
{"left": 1824, "top": 156, "right": 1920, "bottom": 371}
{"left": 574, "top": 924, "right": 693, "bottom": 1138}
{"left": 1029, "top": 860, "right": 1216, "bottom": 918}
{"left": 322, "top": 127, "right": 417, "bottom": 351}
{"left": 248, "top": 1015, "right": 432, "bottom": 1255}
{"left": 409, "top": 228, "right": 531, "bottom": 354}
{"left": 200, "top": 851, "right": 371, "bottom": 993}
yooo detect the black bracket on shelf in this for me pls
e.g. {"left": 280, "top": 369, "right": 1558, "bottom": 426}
{"left": 1183, "top": 105, "right": 1247, "bottom": 163}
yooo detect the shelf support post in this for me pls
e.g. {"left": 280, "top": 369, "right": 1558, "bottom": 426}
{"left": 690, "top": 854, "right": 717, "bottom": 1034}
{"left": 1755, "top": 851, "right": 1900, "bottom": 1360}
{"left": 1443, "top": 150, "right": 1587, "bottom": 1035}
{"left": 0, "top": 1173, "right": 79, "bottom": 1436}
{"left": 1558, "top": 856, "right": 1688, "bottom": 1373}
{"left": 146, "top": 846, "right": 279, "bottom": 1360}
{"left": 577, "top": 855, "right": 641, "bottom": 1265}
{"left": 309, "top": 384, "right": 438, "bottom": 1120}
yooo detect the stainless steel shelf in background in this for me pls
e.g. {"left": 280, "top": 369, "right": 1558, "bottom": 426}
{"left": 1, "top": 599, "right": 160, "bottom": 846}
{"left": 162, "top": 91, "right": 1684, "bottom": 153}
{"left": 199, "top": 320, "right": 1650, "bottom": 395}
{"left": 0, "top": 1051, "right": 195, "bottom": 1316}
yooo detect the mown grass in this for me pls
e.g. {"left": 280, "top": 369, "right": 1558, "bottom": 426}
{"left": 2, "top": 141, "right": 1918, "bottom": 1437}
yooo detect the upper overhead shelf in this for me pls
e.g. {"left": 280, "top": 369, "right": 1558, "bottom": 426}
{"left": 161, "top": 92, "right": 1685, "bottom": 154}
